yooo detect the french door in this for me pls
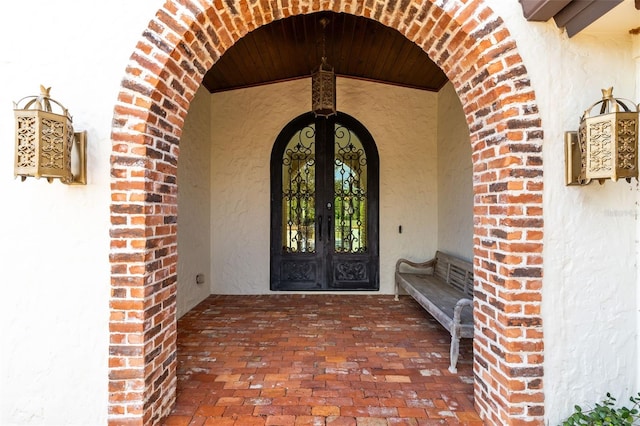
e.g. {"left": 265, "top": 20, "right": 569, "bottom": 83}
{"left": 270, "top": 112, "right": 379, "bottom": 291}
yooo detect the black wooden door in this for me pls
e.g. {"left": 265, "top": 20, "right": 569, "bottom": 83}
{"left": 270, "top": 112, "right": 379, "bottom": 291}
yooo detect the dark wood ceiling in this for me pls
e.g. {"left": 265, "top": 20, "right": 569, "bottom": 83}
{"left": 202, "top": 12, "right": 449, "bottom": 93}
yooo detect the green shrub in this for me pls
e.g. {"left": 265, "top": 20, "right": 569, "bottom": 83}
{"left": 562, "top": 393, "right": 640, "bottom": 425}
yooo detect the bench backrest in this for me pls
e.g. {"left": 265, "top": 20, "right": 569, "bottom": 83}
{"left": 433, "top": 251, "right": 474, "bottom": 298}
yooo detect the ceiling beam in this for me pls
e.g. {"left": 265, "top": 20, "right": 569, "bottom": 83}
{"left": 519, "top": 0, "right": 571, "bottom": 21}
{"left": 554, "top": 0, "right": 623, "bottom": 37}
{"left": 519, "top": 0, "right": 624, "bottom": 37}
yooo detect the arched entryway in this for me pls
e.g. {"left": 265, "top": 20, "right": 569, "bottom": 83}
{"left": 108, "top": 1, "right": 544, "bottom": 425}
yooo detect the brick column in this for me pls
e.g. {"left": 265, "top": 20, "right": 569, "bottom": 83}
{"left": 109, "top": 135, "right": 181, "bottom": 424}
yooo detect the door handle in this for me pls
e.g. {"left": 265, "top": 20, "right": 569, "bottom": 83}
{"left": 318, "top": 215, "right": 322, "bottom": 240}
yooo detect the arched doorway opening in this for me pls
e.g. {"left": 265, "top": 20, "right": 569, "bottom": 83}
{"left": 108, "top": 2, "right": 545, "bottom": 425}
{"left": 270, "top": 111, "right": 380, "bottom": 291}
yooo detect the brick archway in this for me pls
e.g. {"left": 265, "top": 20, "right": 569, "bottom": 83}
{"left": 108, "top": 1, "right": 544, "bottom": 425}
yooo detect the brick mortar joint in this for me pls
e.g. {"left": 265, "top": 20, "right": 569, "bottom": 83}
{"left": 115, "top": 95, "right": 156, "bottom": 111}
{"left": 117, "top": 82, "right": 157, "bottom": 103}
{"left": 154, "top": 8, "right": 190, "bottom": 39}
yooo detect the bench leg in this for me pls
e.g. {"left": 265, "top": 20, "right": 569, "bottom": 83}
{"left": 394, "top": 279, "right": 399, "bottom": 301}
{"left": 449, "top": 334, "right": 460, "bottom": 374}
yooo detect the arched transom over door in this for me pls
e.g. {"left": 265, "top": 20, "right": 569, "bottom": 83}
{"left": 270, "top": 112, "right": 380, "bottom": 291}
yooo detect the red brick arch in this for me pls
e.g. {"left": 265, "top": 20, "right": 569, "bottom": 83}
{"left": 108, "top": 1, "right": 544, "bottom": 424}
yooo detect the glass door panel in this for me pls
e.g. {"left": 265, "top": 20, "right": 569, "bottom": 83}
{"left": 282, "top": 124, "right": 316, "bottom": 253}
{"left": 334, "top": 123, "right": 368, "bottom": 254}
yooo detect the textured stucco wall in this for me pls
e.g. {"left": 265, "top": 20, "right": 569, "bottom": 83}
{"left": 436, "top": 83, "right": 473, "bottom": 261}
{"left": 176, "top": 86, "right": 212, "bottom": 318}
{"left": 0, "top": 1, "right": 164, "bottom": 424}
{"left": 488, "top": 2, "right": 638, "bottom": 423}
{"left": 209, "top": 78, "right": 438, "bottom": 294}
{"left": 0, "top": 0, "right": 638, "bottom": 424}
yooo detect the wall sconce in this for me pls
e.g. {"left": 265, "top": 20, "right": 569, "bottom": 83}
{"left": 14, "top": 86, "right": 87, "bottom": 185}
{"left": 566, "top": 88, "right": 638, "bottom": 185}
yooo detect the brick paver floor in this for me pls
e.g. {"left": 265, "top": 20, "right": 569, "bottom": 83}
{"left": 161, "top": 294, "right": 480, "bottom": 425}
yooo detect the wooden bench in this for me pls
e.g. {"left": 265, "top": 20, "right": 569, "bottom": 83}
{"left": 394, "top": 251, "right": 474, "bottom": 373}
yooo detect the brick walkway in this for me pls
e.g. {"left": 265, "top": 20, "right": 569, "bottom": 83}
{"left": 161, "top": 295, "right": 480, "bottom": 425}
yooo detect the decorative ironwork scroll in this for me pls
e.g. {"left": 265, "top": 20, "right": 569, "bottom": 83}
{"left": 335, "top": 261, "right": 367, "bottom": 280}
{"left": 16, "top": 116, "right": 37, "bottom": 168}
{"left": 587, "top": 120, "right": 613, "bottom": 173}
{"left": 334, "top": 123, "right": 367, "bottom": 253}
{"left": 282, "top": 124, "right": 316, "bottom": 253}
{"left": 283, "top": 261, "right": 315, "bottom": 281}
{"left": 618, "top": 118, "right": 637, "bottom": 170}
{"left": 15, "top": 116, "right": 72, "bottom": 179}
{"left": 41, "top": 118, "right": 68, "bottom": 170}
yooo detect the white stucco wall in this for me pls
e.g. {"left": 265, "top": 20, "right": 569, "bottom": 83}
{"left": 176, "top": 86, "right": 212, "bottom": 318}
{"left": 208, "top": 78, "right": 438, "bottom": 294}
{"left": 437, "top": 83, "right": 473, "bottom": 261}
{"left": 0, "top": 1, "right": 638, "bottom": 425}
{"left": 488, "top": 2, "right": 639, "bottom": 424}
{"left": 0, "top": 1, "right": 164, "bottom": 424}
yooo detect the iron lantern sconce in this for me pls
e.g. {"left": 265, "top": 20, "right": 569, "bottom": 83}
{"left": 565, "top": 88, "right": 639, "bottom": 186}
{"left": 14, "top": 86, "right": 87, "bottom": 185}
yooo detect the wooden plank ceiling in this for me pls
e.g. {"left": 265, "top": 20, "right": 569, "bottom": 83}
{"left": 202, "top": 12, "right": 448, "bottom": 93}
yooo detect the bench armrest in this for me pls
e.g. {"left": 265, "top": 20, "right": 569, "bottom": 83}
{"left": 395, "top": 257, "right": 436, "bottom": 273}
{"left": 449, "top": 297, "right": 473, "bottom": 374}
{"left": 452, "top": 298, "right": 473, "bottom": 329}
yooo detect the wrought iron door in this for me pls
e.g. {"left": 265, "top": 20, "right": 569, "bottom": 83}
{"left": 270, "top": 112, "right": 379, "bottom": 291}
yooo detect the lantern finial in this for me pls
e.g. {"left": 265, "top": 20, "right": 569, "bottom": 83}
{"left": 40, "top": 85, "right": 51, "bottom": 98}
